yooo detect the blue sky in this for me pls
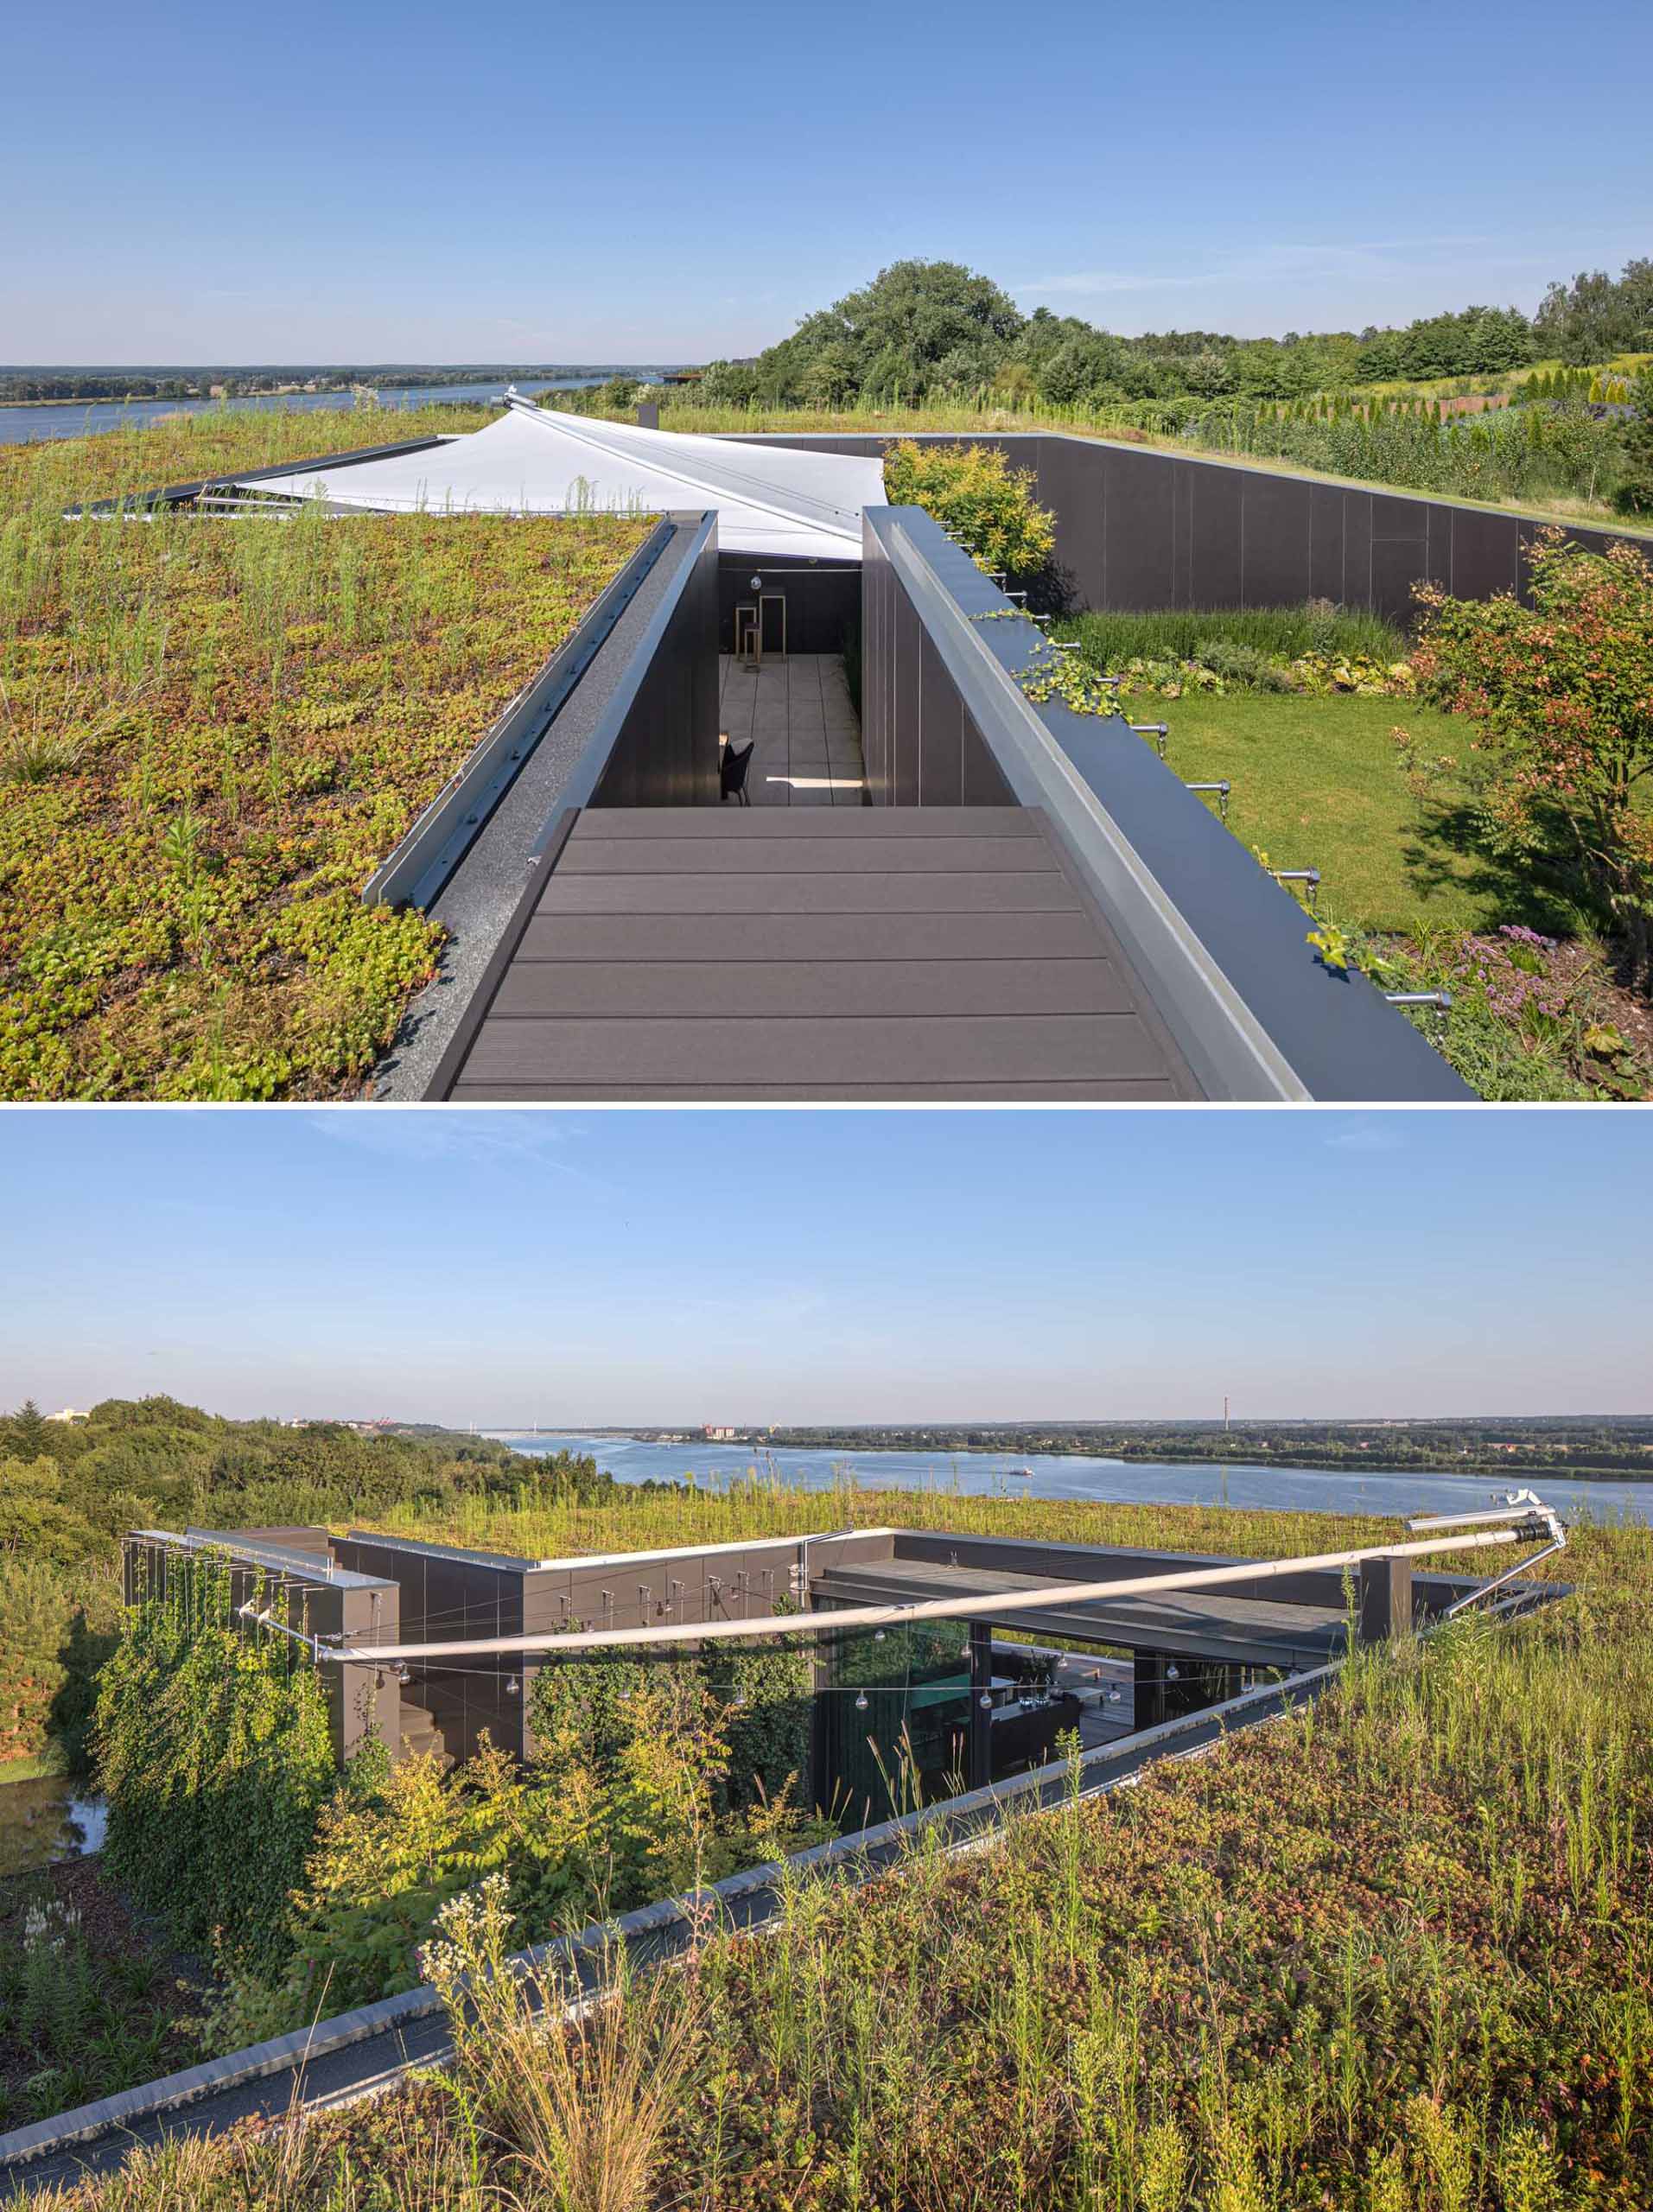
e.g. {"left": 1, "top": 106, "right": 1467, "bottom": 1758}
{"left": 1, "top": 1110, "right": 1646, "bottom": 1423}
{"left": 4, "top": 0, "right": 1650, "bottom": 363}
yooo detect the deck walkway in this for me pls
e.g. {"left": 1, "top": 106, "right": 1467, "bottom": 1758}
{"left": 436, "top": 805, "right": 1199, "bottom": 1100}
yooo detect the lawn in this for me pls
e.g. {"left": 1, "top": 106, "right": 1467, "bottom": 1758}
{"left": 1134, "top": 690, "right": 1538, "bottom": 934}
{"left": 27, "top": 1510, "right": 1650, "bottom": 2212}
{"left": 0, "top": 425, "right": 652, "bottom": 1099}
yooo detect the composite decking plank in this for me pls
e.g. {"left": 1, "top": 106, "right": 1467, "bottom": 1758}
{"left": 559, "top": 836, "right": 1063, "bottom": 876}
{"left": 569, "top": 806, "right": 1035, "bottom": 839}
{"left": 534, "top": 872, "right": 1084, "bottom": 917}
{"left": 436, "top": 803, "right": 1200, "bottom": 1100}
{"left": 450, "top": 1079, "right": 1186, "bottom": 1099}
{"left": 457, "top": 1013, "right": 1176, "bottom": 1087}
{"left": 487, "top": 958, "right": 1132, "bottom": 1020}
{"left": 515, "top": 912, "right": 1108, "bottom": 963}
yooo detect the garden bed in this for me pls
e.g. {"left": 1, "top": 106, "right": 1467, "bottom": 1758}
{"left": 0, "top": 441, "right": 653, "bottom": 1099}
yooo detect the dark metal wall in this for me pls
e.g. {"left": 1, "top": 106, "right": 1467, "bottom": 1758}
{"left": 334, "top": 1534, "right": 529, "bottom": 1764}
{"left": 731, "top": 429, "right": 1646, "bottom": 623}
{"left": 588, "top": 518, "right": 721, "bottom": 806}
{"left": 861, "top": 518, "right": 1014, "bottom": 807}
{"left": 715, "top": 554, "right": 861, "bottom": 656}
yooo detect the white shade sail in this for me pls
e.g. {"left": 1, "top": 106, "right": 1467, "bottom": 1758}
{"left": 235, "top": 396, "right": 886, "bottom": 561}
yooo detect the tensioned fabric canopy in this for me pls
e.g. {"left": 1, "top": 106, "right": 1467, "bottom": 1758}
{"left": 235, "top": 394, "right": 887, "bottom": 561}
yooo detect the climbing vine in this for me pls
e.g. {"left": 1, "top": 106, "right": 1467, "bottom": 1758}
{"left": 93, "top": 1553, "right": 335, "bottom": 1976}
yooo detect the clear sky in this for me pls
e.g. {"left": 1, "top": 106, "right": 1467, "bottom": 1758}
{"left": 1, "top": 1109, "right": 1646, "bottom": 1425}
{"left": 3, "top": 0, "right": 1650, "bottom": 363}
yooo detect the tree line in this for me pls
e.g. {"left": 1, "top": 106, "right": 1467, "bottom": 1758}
{"left": 682, "top": 257, "right": 1653, "bottom": 410}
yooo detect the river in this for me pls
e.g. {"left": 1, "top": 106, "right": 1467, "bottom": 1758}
{"left": 500, "top": 1433, "right": 1648, "bottom": 1524}
{"left": 0, "top": 372, "right": 671, "bottom": 447}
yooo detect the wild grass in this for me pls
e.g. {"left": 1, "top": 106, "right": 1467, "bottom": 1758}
{"left": 0, "top": 435, "right": 652, "bottom": 1099}
{"left": 27, "top": 1518, "right": 1649, "bottom": 2210}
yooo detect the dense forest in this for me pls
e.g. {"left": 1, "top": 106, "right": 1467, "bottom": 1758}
{"left": 683, "top": 257, "right": 1653, "bottom": 409}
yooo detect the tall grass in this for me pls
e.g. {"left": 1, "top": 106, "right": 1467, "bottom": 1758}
{"left": 22, "top": 1520, "right": 1649, "bottom": 2210}
{"left": 1056, "top": 601, "right": 1410, "bottom": 664}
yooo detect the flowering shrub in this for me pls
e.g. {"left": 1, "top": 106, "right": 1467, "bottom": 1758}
{"left": 882, "top": 440, "right": 1056, "bottom": 576}
{"left": 1407, "top": 530, "right": 1653, "bottom": 986}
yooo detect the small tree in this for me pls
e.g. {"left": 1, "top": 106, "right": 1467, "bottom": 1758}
{"left": 1408, "top": 530, "right": 1653, "bottom": 985}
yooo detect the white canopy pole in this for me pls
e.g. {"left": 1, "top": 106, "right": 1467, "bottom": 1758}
{"left": 316, "top": 1508, "right": 1562, "bottom": 1666}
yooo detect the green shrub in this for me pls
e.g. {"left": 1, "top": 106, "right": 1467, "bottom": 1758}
{"left": 882, "top": 441, "right": 1055, "bottom": 576}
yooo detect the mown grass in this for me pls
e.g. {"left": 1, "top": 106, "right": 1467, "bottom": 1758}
{"left": 26, "top": 1516, "right": 1649, "bottom": 2212}
{"left": 0, "top": 426, "right": 652, "bottom": 1099}
{"left": 1100, "top": 690, "right": 1505, "bottom": 935}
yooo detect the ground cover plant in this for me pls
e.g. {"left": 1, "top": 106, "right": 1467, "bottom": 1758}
{"left": 0, "top": 429, "right": 650, "bottom": 1099}
{"left": 0, "top": 1859, "right": 199, "bottom": 2138}
{"left": 25, "top": 1514, "right": 1650, "bottom": 2211}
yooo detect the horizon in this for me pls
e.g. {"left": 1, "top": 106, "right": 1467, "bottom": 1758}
{"left": 4, "top": 0, "right": 1650, "bottom": 361}
{"left": 4, "top": 1108, "right": 1649, "bottom": 1427}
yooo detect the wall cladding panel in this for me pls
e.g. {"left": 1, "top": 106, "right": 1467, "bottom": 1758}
{"left": 1187, "top": 466, "right": 1243, "bottom": 607}
{"left": 1103, "top": 448, "right": 1177, "bottom": 609}
{"left": 1308, "top": 484, "right": 1345, "bottom": 602}
{"left": 1241, "top": 472, "right": 1314, "bottom": 605}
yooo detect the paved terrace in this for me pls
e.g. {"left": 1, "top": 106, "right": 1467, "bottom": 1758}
{"left": 719, "top": 652, "right": 865, "bottom": 805}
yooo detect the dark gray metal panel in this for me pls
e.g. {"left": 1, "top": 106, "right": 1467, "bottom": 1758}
{"left": 1241, "top": 471, "right": 1313, "bottom": 605}
{"left": 1370, "top": 494, "right": 1431, "bottom": 623}
{"left": 893, "top": 582, "right": 921, "bottom": 806}
{"left": 715, "top": 554, "right": 858, "bottom": 655}
{"left": 1425, "top": 500, "right": 1453, "bottom": 593}
{"left": 1308, "top": 483, "right": 1345, "bottom": 602}
{"left": 1103, "top": 447, "right": 1176, "bottom": 608}
{"left": 1449, "top": 506, "right": 1520, "bottom": 602}
{"left": 918, "top": 627, "right": 963, "bottom": 804}
{"left": 1188, "top": 462, "right": 1243, "bottom": 607}
{"left": 591, "top": 518, "right": 719, "bottom": 810}
{"left": 1342, "top": 489, "right": 1374, "bottom": 607}
{"left": 961, "top": 708, "right": 1016, "bottom": 804}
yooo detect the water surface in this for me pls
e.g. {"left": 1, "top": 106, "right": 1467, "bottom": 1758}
{"left": 0, "top": 1777, "right": 106, "bottom": 1878}
{"left": 504, "top": 1434, "right": 1648, "bottom": 1524}
{"left": 0, "top": 373, "right": 667, "bottom": 447}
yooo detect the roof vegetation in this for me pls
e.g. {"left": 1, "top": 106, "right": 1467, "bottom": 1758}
{"left": 0, "top": 426, "right": 651, "bottom": 1098}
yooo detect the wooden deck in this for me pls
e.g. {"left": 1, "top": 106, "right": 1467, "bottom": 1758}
{"left": 436, "top": 805, "right": 1201, "bottom": 1100}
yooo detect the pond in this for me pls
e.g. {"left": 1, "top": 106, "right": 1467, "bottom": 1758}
{"left": 0, "top": 1777, "right": 107, "bottom": 1878}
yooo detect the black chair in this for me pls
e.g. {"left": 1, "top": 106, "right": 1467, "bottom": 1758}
{"left": 720, "top": 740, "right": 753, "bottom": 805}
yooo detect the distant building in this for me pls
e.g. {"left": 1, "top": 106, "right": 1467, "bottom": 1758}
{"left": 45, "top": 1407, "right": 89, "bottom": 1425}
{"left": 703, "top": 1424, "right": 739, "bottom": 1441}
